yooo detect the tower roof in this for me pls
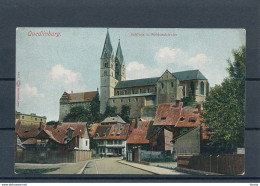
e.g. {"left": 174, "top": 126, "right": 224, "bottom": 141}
{"left": 101, "top": 29, "right": 113, "bottom": 58}
{"left": 115, "top": 40, "right": 124, "bottom": 64}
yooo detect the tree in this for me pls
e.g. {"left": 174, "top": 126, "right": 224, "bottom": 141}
{"left": 90, "top": 93, "right": 102, "bottom": 123}
{"left": 103, "top": 105, "right": 117, "bottom": 119}
{"left": 181, "top": 89, "right": 195, "bottom": 107}
{"left": 203, "top": 46, "right": 245, "bottom": 154}
{"left": 63, "top": 106, "right": 92, "bottom": 122}
{"left": 120, "top": 105, "right": 130, "bottom": 123}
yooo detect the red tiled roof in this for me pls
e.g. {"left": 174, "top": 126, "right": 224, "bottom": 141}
{"left": 43, "top": 122, "right": 87, "bottom": 144}
{"left": 22, "top": 138, "right": 37, "bottom": 145}
{"left": 66, "top": 91, "right": 98, "bottom": 103}
{"left": 16, "top": 124, "right": 42, "bottom": 139}
{"left": 127, "top": 121, "right": 150, "bottom": 144}
{"left": 153, "top": 102, "right": 183, "bottom": 126}
{"left": 89, "top": 123, "right": 101, "bottom": 137}
{"left": 93, "top": 124, "right": 130, "bottom": 140}
{"left": 175, "top": 108, "right": 202, "bottom": 128}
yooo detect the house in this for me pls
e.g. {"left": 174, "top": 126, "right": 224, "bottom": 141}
{"left": 15, "top": 111, "right": 46, "bottom": 127}
{"left": 149, "top": 101, "right": 207, "bottom": 154}
{"left": 59, "top": 91, "right": 99, "bottom": 121}
{"left": 15, "top": 121, "right": 90, "bottom": 152}
{"left": 126, "top": 120, "right": 151, "bottom": 151}
{"left": 99, "top": 30, "right": 209, "bottom": 118}
{"left": 91, "top": 116, "right": 130, "bottom": 157}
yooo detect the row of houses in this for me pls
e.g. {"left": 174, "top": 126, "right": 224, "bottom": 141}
{"left": 15, "top": 100, "right": 208, "bottom": 161}
{"left": 89, "top": 100, "right": 209, "bottom": 159}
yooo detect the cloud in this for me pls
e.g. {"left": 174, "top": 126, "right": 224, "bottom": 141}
{"left": 21, "top": 84, "right": 45, "bottom": 105}
{"left": 126, "top": 61, "right": 162, "bottom": 80}
{"left": 154, "top": 47, "right": 211, "bottom": 69}
{"left": 50, "top": 64, "right": 85, "bottom": 92}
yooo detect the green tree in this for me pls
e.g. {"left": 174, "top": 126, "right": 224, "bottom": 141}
{"left": 90, "top": 93, "right": 102, "bottom": 123}
{"left": 103, "top": 105, "right": 117, "bottom": 119}
{"left": 181, "top": 89, "right": 195, "bottom": 107}
{"left": 203, "top": 46, "right": 245, "bottom": 154}
{"left": 120, "top": 105, "right": 130, "bottom": 123}
{"left": 63, "top": 106, "right": 92, "bottom": 122}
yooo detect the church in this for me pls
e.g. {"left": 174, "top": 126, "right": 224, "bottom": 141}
{"left": 100, "top": 30, "right": 209, "bottom": 118}
{"left": 59, "top": 30, "right": 209, "bottom": 121}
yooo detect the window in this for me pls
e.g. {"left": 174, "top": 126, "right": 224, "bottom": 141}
{"left": 113, "top": 100, "right": 115, "bottom": 103}
{"left": 117, "top": 91, "right": 119, "bottom": 96}
{"left": 35, "top": 118, "right": 37, "bottom": 121}
{"left": 147, "top": 88, "right": 150, "bottom": 93}
{"left": 104, "top": 70, "right": 107, "bottom": 76}
{"left": 22, "top": 116, "right": 24, "bottom": 119}
{"left": 121, "top": 99, "right": 123, "bottom": 103}
{"left": 124, "top": 90, "right": 127, "bottom": 95}
{"left": 161, "top": 117, "right": 166, "bottom": 120}
{"left": 85, "top": 140, "right": 88, "bottom": 146}
{"left": 40, "top": 119, "right": 42, "bottom": 121}
{"left": 171, "top": 82, "right": 174, "bottom": 87}
{"left": 104, "top": 63, "right": 108, "bottom": 67}
{"left": 188, "top": 118, "right": 196, "bottom": 122}
{"left": 132, "top": 89, "right": 134, "bottom": 94}
{"left": 139, "top": 89, "right": 142, "bottom": 94}
{"left": 136, "top": 98, "right": 138, "bottom": 102}
{"left": 128, "top": 98, "right": 131, "bottom": 103}
{"left": 200, "top": 82, "right": 205, "bottom": 95}
{"left": 161, "top": 83, "right": 164, "bottom": 89}
{"left": 180, "top": 117, "right": 185, "bottom": 121}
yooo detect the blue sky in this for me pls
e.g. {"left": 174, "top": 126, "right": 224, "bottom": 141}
{"left": 16, "top": 28, "right": 245, "bottom": 121}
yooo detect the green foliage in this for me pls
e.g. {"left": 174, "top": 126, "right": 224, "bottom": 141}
{"left": 46, "top": 120, "right": 58, "bottom": 125}
{"left": 120, "top": 105, "right": 130, "bottom": 123}
{"left": 103, "top": 105, "right": 117, "bottom": 119}
{"left": 181, "top": 89, "right": 195, "bottom": 107}
{"left": 203, "top": 46, "right": 245, "bottom": 154}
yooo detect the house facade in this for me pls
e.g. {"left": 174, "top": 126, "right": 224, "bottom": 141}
{"left": 90, "top": 116, "right": 130, "bottom": 157}
{"left": 100, "top": 30, "right": 209, "bottom": 118}
{"left": 15, "top": 111, "right": 46, "bottom": 127}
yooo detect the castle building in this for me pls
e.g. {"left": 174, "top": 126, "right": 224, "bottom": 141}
{"left": 100, "top": 30, "right": 209, "bottom": 118}
{"left": 59, "top": 91, "right": 98, "bottom": 121}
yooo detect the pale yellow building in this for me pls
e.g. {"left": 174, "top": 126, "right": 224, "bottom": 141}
{"left": 15, "top": 112, "right": 46, "bottom": 126}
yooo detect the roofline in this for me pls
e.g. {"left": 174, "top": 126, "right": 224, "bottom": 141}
{"left": 65, "top": 90, "right": 98, "bottom": 95}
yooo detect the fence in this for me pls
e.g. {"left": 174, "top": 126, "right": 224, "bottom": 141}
{"left": 15, "top": 150, "right": 92, "bottom": 164}
{"left": 177, "top": 154, "right": 244, "bottom": 175}
{"left": 127, "top": 149, "right": 173, "bottom": 163}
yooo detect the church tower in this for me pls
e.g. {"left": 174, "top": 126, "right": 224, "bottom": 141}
{"left": 115, "top": 40, "right": 126, "bottom": 81}
{"left": 100, "top": 30, "right": 118, "bottom": 114}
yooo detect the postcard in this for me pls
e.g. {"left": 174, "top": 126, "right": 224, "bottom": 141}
{"left": 15, "top": 28, "right": 245, "bottom": 175}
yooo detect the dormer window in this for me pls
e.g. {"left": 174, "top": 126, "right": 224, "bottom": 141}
{"left": 180, "top": 117, "right": 185, "bottom": 121}
{"left": 188, "top": 118, "right": 196, "bottom": 122}
{"left": 161, "top": 117, "right": 166, "bottom": 120}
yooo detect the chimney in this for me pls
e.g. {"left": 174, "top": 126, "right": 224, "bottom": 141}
{"left": 176, "top": 100, "right": 180, "bottom": 107}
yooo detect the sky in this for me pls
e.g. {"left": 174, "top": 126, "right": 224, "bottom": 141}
{"left": 16, "top": 28, "right": 245, "bottom": 121}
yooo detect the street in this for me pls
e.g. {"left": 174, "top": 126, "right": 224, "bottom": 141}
{"left": 82, "top": 157, "right": 153, "bottom": 174}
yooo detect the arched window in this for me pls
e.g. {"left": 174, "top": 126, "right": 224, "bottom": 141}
{"left": 162, "top": 83, "right": 164, "bottom": 89}
{"left": 171, "top": 82, "right": 174, "bottom": 87}
{"left": 104, "top": 63, "right": 108, "bottom": 67}
{"left": 104, "top": 70, "right": 107, "bottom": 76}
{"left": 200, "top": 82, "right": 204, "bottom": 95}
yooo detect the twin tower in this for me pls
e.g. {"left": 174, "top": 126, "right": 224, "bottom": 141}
{"left": 100, "top": 30, "right": 126, "bottom": 113}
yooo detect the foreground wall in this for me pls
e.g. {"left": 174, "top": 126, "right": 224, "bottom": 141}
{"left": 15, "top": 150, "right": 92, "bottom": 164}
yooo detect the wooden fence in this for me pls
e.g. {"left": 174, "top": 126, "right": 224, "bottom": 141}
{"left": 15, "top": 150, "right": 92, "bottom": 164}
{"left": 177, "top": 154, "right": 244, "bottom": 175}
